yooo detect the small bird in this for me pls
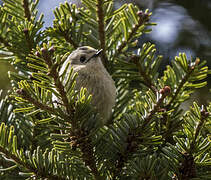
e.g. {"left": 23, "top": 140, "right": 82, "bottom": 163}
{"left": 60, "top": 46, "right": 116, "bottom": 124}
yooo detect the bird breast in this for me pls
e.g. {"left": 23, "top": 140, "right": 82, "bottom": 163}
{"left": 74, "top": 66, "right": 116, "bottom": 123}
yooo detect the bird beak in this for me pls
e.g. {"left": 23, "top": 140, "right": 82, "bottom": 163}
{"left": 85, "top": 49, "right": 103, "bottom": 63}
{"left": 95, "top": 49, "right": 103, "bottom": 57}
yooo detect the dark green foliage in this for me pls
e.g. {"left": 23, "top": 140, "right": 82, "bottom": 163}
{"left": 0, "top": 0, "right": 210, "bottom": 179}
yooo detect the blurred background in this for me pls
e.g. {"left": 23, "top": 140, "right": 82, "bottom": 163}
{"left": 0, "top": 0, "right": 210, "bottom": 104}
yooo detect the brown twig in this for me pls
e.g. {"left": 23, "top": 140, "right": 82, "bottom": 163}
{"left": 96, "top": 0, "right": 108, "bottom": 68}
{"left": 22, "top": 0, "right": 31, "bottom": 21}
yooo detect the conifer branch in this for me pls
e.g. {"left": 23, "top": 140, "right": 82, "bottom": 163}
{"left": 23, "top": 28, "right": 33, "bottom": 51}
{"left": 79, "top": 135, "right": 104, "bottom": 180}
{"left": 0, "top": 147, "right": 66, "bottom": 180}
{"left": 40, "top": 47, "right": 103, "bottom": 178}
{"left": 114, "top": 11, "right": 150, "bottom": 58}
{"left": 178, "top": 152, "right": 196, "bottom": 179}
{"left": 166, "top": 72, "right": 192, "bottom": 108}
{"left": 41, "top": 48, "right": 74, "bottom": 120}
{"left": 22, "top": 0, "right": 31, "bottom": 21}
{"left": 114, "top": 86, "right": 171, "bottom": 177}
{"left": 96, "top": 0, "right": 108, "bottom": 68}
{"left": 0, "top": 36, "right": 11, "bottom": 48}
{"left": 63, "top": 30, "right": 78, "bottom": 49}
{"left": 189, "top": 106, "right": 209, "bottom": 153}
{"left": 137, "top": 61, "right": 157, "bottom": 94}
{"left": 141, "top": 87, "right": 170, "bottom": 128}
{"left": 166, "top": 59, "right": 199, "bottom": 109}
{"left": 16, "top": 89, "right": 63, "bottom": 118}
{"left": 22, "top": 0, "right": 35, "bottom": 52}
{"left": 131, "top": 55, "right": 157, "bottom": 94}
{"left": 159, "top": 113, "right": 175, "bottom": 144}
{"left": 177, "top": 107, "right": 209, "bottom": 179}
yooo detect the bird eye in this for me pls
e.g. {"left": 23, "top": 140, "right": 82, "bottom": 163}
{"left": 80, "top": 56, "right": 86, "bottom": 63}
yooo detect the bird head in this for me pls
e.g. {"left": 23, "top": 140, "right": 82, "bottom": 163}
{"left": 68, "top": 46, "right": 103, "bottom": 66}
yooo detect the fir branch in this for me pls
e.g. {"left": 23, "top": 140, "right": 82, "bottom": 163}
{"left": 159, "top": 113, "right": 176, "bottom": 144}
{"left": 114, "top": 11, "right": 150, "bottom": 58}
{"left": 189, "top": 106, "right": 209, "bottom": 153}
{"left": 0, "top": 155, "right": 14, "bottom": 169}
{"left": 0, "top": 36, "right": 11, "bottom": 48}
{"left": 131, "top": 55, "right": 158, "bottom": 94}
{"left": 141, "top": 87, "right": 170, "bottom": 128}
{"left": 16, "top": 89, "right": 63, "bottom": 118}
{"left": 79, "top": 135, "right": 104, "bottom": 180}
{"left": 178, "top": 152, "right": 196, "bottom": 180}
{"left": 166, "top": 59, "right": 199, "bottom": 109}
{"left": 41, "top": 48, "right": 74, "bottom": 117}
{"left": 166, "top": 74, "right": 191, "bottom": 108}
{"left": 23, "top": 28, "right": 33, "bottom": 51}
{"left": 113, "top": 86, "right": 171, "bottom": 178}
{"left": 0, "top": 147, "right": 65, "bottom": 180}
{"left": 62, "top": 29, "right": 78, "bottom": 49}
{"left": 22, "top": 0, "right": 31, "bottom": 21}
{"left": 96, "top": 0, "right": 108, "bottom": 68}
{"left": 177, "top": 106, "right": 209, "bottom": 179}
